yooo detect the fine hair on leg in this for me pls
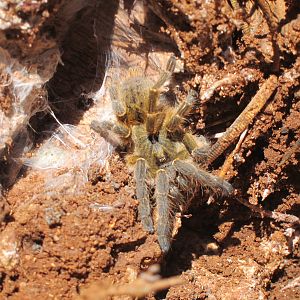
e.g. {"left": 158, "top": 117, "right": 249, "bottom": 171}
{"left": 134, "top": 158, "right": 154, "bottom": 232}
{"left": 155, "top": 169, "right": 173, "bottom": 252}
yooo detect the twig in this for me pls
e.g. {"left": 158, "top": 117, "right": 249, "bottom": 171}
{"left": 207, "top": 130, "right": 247, "bottom": 204}
{"left": 78, "top": 275, "right": 184, "bottom": 300}
{"left": 219, "top": 129, "right": 248, "bottom": 178}
{"left": 200, "top": 68, "right": 259, "bottom": 103}
{"left": 200, "top": 74, "right": 237, "bottom": 102}
{"left": 203, "top": 75, "right": 278, "bottom": 166}
{"left": 235, "top": 196, "right": 300, "bottom": 225}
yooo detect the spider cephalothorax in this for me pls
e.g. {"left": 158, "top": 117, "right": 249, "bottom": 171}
{"left": 91, "top": 57, "right": 233, "bottom": 252}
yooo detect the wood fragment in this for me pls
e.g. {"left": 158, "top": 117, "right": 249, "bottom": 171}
{"left": 78, "top": 275, "right": 184, "bottom": 300}
{"left": 235, "top": 196, "right": 300, "bottom": 225}
{"left": 219, "top": 129, "right": 248, "bottom": 178}
{"left": 201, "top": 75, "right": 237, "bottom": 102}
{"left": 203, "top": 75, "right": 278, "bottom": 166}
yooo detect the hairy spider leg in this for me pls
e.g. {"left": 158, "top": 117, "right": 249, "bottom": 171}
{"left": 169, "top": 184, "right": 185, "bottom": 207}
{"left": 146, "top": 112, "right": 166, "bottom": 136}
{"left": 166, "top": 90, "right": 198, "bottom": 134}
{"left": 146, "top": 56, "right": 176, "bottom": 134}
{"left": 175, "top": 172, "right": 200, "bottom": 209}
{"left": 173, "top": 159, "right": 233, "bottom": 195}
{"left": 155, "top": 169, "right": 172, "bottom": 252}
{"left": 109, "top": 86, "right": 126, "bottom": 117}
{"left": 90, "top": 119, "right": 130, "bottom": 146}
{"left": 157, "top": 125, "right": 191, "bottom": 162}
{"left": 165, "top": 164, "right": 191, "bottom": 208}
{"left": 152, "top": 55, "right": 176, "bottom": 90}
{"left": 148, "top": 88, "right": 159, "bottom": 113}
{"left": 91, "top": 120, "right": 130, "bottom": 138}
{"left": 134, "top": 158, "right": 154, "bottom": 232}
{"left": 182, "top": 133, "right": 211, "bottom": 162}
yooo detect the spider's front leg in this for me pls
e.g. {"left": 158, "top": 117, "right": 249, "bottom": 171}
{"left": 109, "top": 86, "right": 126, "bottom": 117}
{"left": 147, "top": 56, "right": 176, "bottom": 116}
{"left": 146, "top": 56, "right": 176, "bottom": 134}
{"left": 90, "top": 119, "right": 130, "bottom": 146}
{"left": 166, "top": 90, "right": 198, "bottom": 135}
{"left": 155, "top": 169, "right": 173, "bottom": 252}
{"left": 134, "top": 158, "right": 154, "bottom": 233}
{"left": 152, "top": 55, "right": 176, "bottom": 91}
{"left": 182, "top": 133, "right": 211, "bottom": 163}
{"left": 91, "top": 85, "right": 130, "bottom": 144}
{"left": 163, "top": 88, "right": 210, "bottom": 161}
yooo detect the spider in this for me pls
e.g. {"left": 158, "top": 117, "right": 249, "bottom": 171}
{"left": 91, "top": 56, "right": 233, "bottom": 252}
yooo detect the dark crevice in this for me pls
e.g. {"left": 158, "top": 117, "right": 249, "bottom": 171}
{"left": 102, "top": 237, "right": 147, "bottom": 273}
{"left": 112, "top": 237, "right": 147, "bottom": 254}
{"left": 47, "top": 0, "right": 120, "bottom": 124}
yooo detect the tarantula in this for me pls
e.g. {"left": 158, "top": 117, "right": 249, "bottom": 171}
{"left": 91, "top": 57, "right": 233, "bottom": 252}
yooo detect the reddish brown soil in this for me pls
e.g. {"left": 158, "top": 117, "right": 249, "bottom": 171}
{"left": 0, "top": 0, "right": 299, "bottom": 299}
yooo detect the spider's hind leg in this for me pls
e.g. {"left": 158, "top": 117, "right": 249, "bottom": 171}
{"left": 134, "top": 158, "right": 154, "bottom": 233}
{"left": 155, "top": 169, "right": 173, "bottom": 252}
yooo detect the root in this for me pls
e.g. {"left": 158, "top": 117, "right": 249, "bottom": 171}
{"left": 200, "top": 68, "right": 258, "bottom": 102}
{"left": 204, "top": 75, "right": 278, "bottom": 166}
{"left": 219, "top": 129, "right": 248, "bottom": 178}
{"left": 78, "top": 267, "right": 184, "bottom": 300}
{"left": 235, "top": 195, "right": 300, "bottom": 225}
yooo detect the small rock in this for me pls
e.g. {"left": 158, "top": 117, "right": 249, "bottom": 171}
{"left": 0, "top": 226, "right": 19, "bottom": 270}
{"left": 45, "top": 207, "right": 64, "bottom": 227}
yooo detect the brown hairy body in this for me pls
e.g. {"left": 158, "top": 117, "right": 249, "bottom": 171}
{"left": 91, "top": 57, "right": 233, "bottom": 252}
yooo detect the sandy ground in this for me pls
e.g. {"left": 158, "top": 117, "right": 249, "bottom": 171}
{"left": 0, "top": 0, "right": 299, "bottom": 299}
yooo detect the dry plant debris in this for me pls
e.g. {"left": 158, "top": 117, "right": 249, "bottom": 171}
{"left": 229, "top": 0, "right": 286, "bottom": 72}
{"left": 79, "top": 266, "right": 184, "bottom": 300}
{"left": 203, "top": 74, "right": 278, "bottom": 166}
